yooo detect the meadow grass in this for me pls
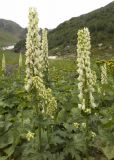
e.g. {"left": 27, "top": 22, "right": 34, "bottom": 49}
{"left": 0, "top": 50, "right": 25, "bottom": 65}
{"left": 0, "top": 50, "right": 76, "bottom": 70}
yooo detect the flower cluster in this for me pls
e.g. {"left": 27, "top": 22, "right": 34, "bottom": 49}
{"left": 90, "top": 131, "right": 96, "bottom": 138}
{"left": 42, "top": 29, "right": 49, "bottom": 74}
{"left": 31, "top": 76, "right": 57, "bottom": 117}
{"left": 77, "top": 28, "right": 96, "bottom": 113}
{"left": 73, "top": 122, "right": 79, "bottom": 128}
{"left": 25, "top": 8, "right": 57, "bottom": 118}
{"left": 91, "top": 70, "right": 97, "bottom": 86}
{"left": 101, "top": 63, "right": 108, "bottom": 84}
{"left": 25, "top": 8, "right": 43, "bottom": 91}
{"left": 81, "top": 122, "right": 86, "bottom": 128}
{"left": 26, "top": 131, "right": 35, "bottom": 141}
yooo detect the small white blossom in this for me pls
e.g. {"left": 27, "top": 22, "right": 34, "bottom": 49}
{"left": 73, "top": 122, "right": 79, "bottom": 128}
{"left": 85, "top": 108, "right": 91, "bottom": 114}
{"left": 26, "top": 131, "right": 35, "bottom": 141}
{"left": 81, "top": 123, "right": 86, "bottom": 128}
{"left": 101, "top": 63, "right": 108, "bottom": 84}
{"left": 90, "top": 131, "right": 96, "bottom": 138}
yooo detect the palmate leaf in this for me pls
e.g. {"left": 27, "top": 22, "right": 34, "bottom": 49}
{"left": 0, "top": 156, "right": 8, "bottom": 160}
{"left": 0, "top": 121, "right": 12, "bottom": 136}
{"left": 103, "top": 116, "right": 114, "bottom": 128}
{"left": 102, "top": 145, "right": 114, "bottom": 160}
{"left": 50, "top": 135, "right": 65, "bottom": 145}
{"left": 0, "top": 130, "right": 15, "bottom": 159}
{"left": 0, "top": 121, "right": 5, "bottom": 133}
{"left": 4, "top": 145, "right": 15, "bottom": 157}
{"left": 0, "top": 99, "right": 8, "bottom": 113}
{"left": 63, "top": 143, "right": 82, "bottom": 160}
{"left": 0, "top": 129, "right": 13, "bottom": 149}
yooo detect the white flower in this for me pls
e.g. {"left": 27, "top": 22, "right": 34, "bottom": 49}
{"left": 77, "top": 27, "right": 96, "bottom": 112}
{"left": 85, "top": 108, "right": 91, "bottom": 114}
{"left": 90, "top": 131, "right": 96, "bottom": 138}
{"left": 25, "top": 7, "right": 43, "bottom": 91}
{"left": 78, "top": 92, "right": 83, "bottom": 101}
{"left": 26, "top": 131, "right": 35, "bottom": 141}
{"left": 81, "top": 123, "right": 86, "bottom": 128}
{"left": 25, "top": 7, "right": 57, "bottom": 118}
{"left": 78, "top": 104, "right": 82, "bottom": 109}
{"left": 101, "top": 63, "right": 108, "bottom": 84}
{"left": 73, "top": 122, "right": 79, "bottom": 128}
{"left": 25, "top": 84, "right": 30, "bottom": 92}
{"left": 77, "top": 68, "right": 83, "bottom": 75}
{"left": 77, "top": 82, "right": 83, "bottom": 89}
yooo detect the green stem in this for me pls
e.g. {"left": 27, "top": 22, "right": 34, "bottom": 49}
{"left": 83, "top": 68, "right": 90, "bottom": 160}
{"left": 85, "top": 117, "right": 90, "bottom": 160}
{"left": 37, "top": 98, "right": 42, "bottom": 152}
{"left": 39, "top": 124, "right": 42, "bottom": 152}
{"left": 47, "top": 125, "right": 50, "bottom": 143}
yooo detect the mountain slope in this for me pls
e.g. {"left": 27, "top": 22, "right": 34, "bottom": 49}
{"left": 48, "top": 1, "right": 114, "bottom": 56}
{"left": 0, "top": 19, "right": 24, "bottom": 47}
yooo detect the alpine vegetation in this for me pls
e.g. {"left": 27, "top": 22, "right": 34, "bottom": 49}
{"left": 24, "top": 7, "right": 57, "bottom": 151}
{"left": 42, "top": 29, "right": 49, "bottom": 81}
{"left": 2, "top": 53, "right": 6, "bottom": 74}
{"left": 25, "top": 7, "right": 42, "bottom": 91}
{"left": 31, "top": 76, "right": 57, "bottom": 117}
{"left": 19, "top": 53, "right": 23, "bottom": 68}
{"left": 91, "top": 70, "right": 97, "bottom": 86}
{"left": 25, "top": 7, "right": 57, "bottom": 116}
{"left": 77, "top": 27, "right": 96, "bottom": 113}
{"left": 101, "top": 63, "right": 108, "bottom": 84}
{"left": 1, "top": 4, "right": 114, "bottom": 160}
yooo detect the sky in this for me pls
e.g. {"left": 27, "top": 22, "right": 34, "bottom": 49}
{"left": 0, "top": 0, "right": 113, "bottom": 29}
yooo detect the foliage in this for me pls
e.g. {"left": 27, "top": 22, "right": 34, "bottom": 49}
{"left": 0, "top": 54, "right": 114, "bottom": 159}
{"left": 14, "top": 39, "right": 26, "bottom": 53}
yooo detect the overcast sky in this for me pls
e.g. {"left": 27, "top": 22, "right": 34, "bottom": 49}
{"left": 0, "top": 0, "right": 113, "bottom": 29}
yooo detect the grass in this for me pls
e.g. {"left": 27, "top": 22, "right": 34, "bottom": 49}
{"left": 0, "top": 50, "right": 76, "bottom": 67}
{"left": 0, "top": 49, "right": 114, "bottom": 73}
{"left": 0, "top": 50, "right": 25, "bottom": 65}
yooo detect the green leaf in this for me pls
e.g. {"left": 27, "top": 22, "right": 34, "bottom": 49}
{"left": 102, "top": 145, "right": 114, "bottom": 160}
{"left": 4, "top": 145, "right": 15, "bottom": 157}
{"left": 0, "top": 156, "right": 8, "bottom": 160}
{"left": 0, "top": 130, "right": 13, "bottom": 149}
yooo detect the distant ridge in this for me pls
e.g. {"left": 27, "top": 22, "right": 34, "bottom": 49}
{"left": 0, "top": 19, "right": 24, "bottom": 47}
{"left": 14, "top": 1, "right": 114, "bottom": 57}
{"left": 48, "top": 1, "right": 114, "bottom": 56}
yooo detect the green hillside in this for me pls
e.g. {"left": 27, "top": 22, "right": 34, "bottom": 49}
{"left": 14, "top": 1, "right": 114, "bottom": 58}
{"left": 0, "top": 19, "right": 24, "bottom": 47}
{"left": 48, "top": 1, "right": 114, "bottom": 57}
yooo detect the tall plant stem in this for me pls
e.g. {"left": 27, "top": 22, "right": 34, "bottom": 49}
{"left": 39, "top": 124, "right": 42, "bottom": 152}
{"left": 85, "top": 117, "right": 90, "bottom": 160}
